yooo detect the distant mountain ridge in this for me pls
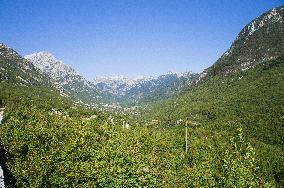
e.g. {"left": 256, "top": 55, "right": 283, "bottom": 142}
{"left": 93, "top": 75, "right": 154, "bottom": 96}
{"left": 93, "top": 71, "right": 198, "bottom": 104}
{"left": 4, "top": 5, "right": 283, "bottom": 109}
{"left": 24, "top": 51, "right": 197, "bottom": 108}
{"left": 0, "top": 4, "right": 283, "bottom": 187}
{"left": 25, "top": 51, "right": 112, "bottom": 108}
{"left": 145, "top": 6, "right": 284, "bottom": 185}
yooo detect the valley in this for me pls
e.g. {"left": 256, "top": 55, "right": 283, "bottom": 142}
{"left": 24, "top": 51, "right": 198, "bottom": 112}
{"left": 0, "top": 4, "right": 283, "bottom": 188}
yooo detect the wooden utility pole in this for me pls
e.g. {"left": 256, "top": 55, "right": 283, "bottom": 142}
{"left": 185, "top": 121, "right": 188, "bottom": 153}
{"left": 185, "top": 120, "right": 200, "bottom": 153}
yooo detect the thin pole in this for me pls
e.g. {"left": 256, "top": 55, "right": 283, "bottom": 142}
{"left": 185, "top": 121, "right": 188, "bottom": 153}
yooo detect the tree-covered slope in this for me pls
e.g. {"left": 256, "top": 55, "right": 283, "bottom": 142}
{"left": 0, "top": 4, "right": 283, "bottom": 188}
{"left": 137, "top": 5, "right": 284, "bottom": 186}
{"left": 143, "top": 56, "right": 284, "bottom": 186}
{"left": 0, "top": 44, "right": 51, "bottom": 87}
{"left": 1, "top": 50, "right": 280, "bottom": 187}
{"left": 0, "top": 79, "right": 278, "bottom": 187}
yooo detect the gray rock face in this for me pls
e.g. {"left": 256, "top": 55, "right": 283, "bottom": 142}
{"left": 199, "top": 5, "right": 284, "bottom": 81}
{"left": 25, "top": 52, "right": 109, "bottom": 107}
{"left": 93, "top": 72, "right": 198, "bottom": 104}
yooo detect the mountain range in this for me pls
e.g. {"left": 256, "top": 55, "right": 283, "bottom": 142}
{"left": 0, "top": 4, "right": 283, "bottom": 187}
{"left": 0, "top": 5, "right": 283, "bottom": 113}
{"left": 93, "top": 72, "right": 198, "bottom": 104}
{"left": 24, "top": 51, "right": 198, "bottom": 108}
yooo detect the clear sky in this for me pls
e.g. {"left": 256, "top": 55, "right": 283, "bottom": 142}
{"left": 0, "top": 0, "right": 283, "bottom": 79}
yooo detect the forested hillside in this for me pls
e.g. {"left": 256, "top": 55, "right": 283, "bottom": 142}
{"left": 0, "top": 4, "right": 283, "bottom": 188}
{"left": 0, "top": 44, "right": 51, "bottom": 88}
{"left": 0, "top": 74, "right": 280, "bottom": 187}
{"left": 145, "top": 57, "right": 284, "bottom": 186}
{"left": 142, "top": 6, "right": 284, "bottom": 185}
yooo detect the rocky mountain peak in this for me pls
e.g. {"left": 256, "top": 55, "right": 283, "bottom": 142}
{"left": 199, "top": 5, "right": 284, "bottom": 81}
{"left": 237, "top": 7, "right": 283, "bottom": 41}
{"left": 25, "top": 51, "right": 80, "bottom": 80}
{"left": 0, "top": 43, "right": 21, "bottom": 59}
{"left": 93, "top": 71, "right": 198, "bottom": 104}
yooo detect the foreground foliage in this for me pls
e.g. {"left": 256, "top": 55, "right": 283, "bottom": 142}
{"left": 144, "top": 57, "right": 284, "bottom": 186}
{"left": 1, "top": 57, "right": 283, "bottom": 188}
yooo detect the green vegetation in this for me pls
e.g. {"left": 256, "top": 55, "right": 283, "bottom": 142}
{"left": 144, "top": 57, "right": 284, "bottom": 186}
{"left": 0, "top": 57, "right": 283, "bottom": 187}
{"left": 0, "top": 44, "right": 51, "bottom": 87}
{"left": 0, "top": 5, "right": 283, "bottom": 186}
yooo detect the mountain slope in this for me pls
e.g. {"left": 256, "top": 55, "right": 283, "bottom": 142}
{"left": 25, "top": 51, "right": 198, "bottom": 108}
{"left": 146, "top": 56, "right": 284, "bottom": 185}
{"left": 0, "top": 5, "right": 283, "bottom": 187}
{"left": 199, "top": 5, "right": 284, "bottom": 81}
{"left": 144, "top": 5, "right": 284, "bottom": 185}
{"left": 0, "top": 44, "right": 51, "bottom": 87}
{"left": 25, "top": 52, "right": 114, "bottom": 108}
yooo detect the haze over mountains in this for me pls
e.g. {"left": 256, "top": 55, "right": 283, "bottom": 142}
{"left": 25, "top": 51, "right": 198, "bottom": 108}
{"left": 1, "top": 4, "right": 284, "bottom": 110}
{"left": 93, "top": 72, "right": 197, "bottom": 103}
{"left": 24, "top": 51, "right": 108, "bottom": 107}
{"left": 21, "top": 5, "right": 284, "bottom": 108}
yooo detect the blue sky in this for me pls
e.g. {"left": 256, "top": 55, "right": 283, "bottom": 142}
{"left": 0, "top": 0, "right": 283, "bottom": 79}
